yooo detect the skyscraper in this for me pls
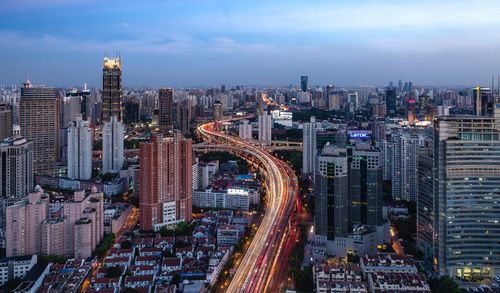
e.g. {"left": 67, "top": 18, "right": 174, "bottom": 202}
{"left": 300, "top": 75, "right": 308, "bottom": 92}
{"left": 302, "top": 116, "right": 317, "bottom": 176}
{"left": 258, "top": 111, "right": 272, "bottom": 144}
{"left": 431, "top": 114, "right": 500, "bottom": 278}
{"left": 158, "top": 88, "right": 174, "bottom": 132}
{"left": 101, "top": 56, "right": 123, "bottom": 123}
{"left": 349, "top": 146, "right": 384, "bottom": 226}
{"left": 67, "top": 115, "right": 93, "bottom": 180}
{"left": 102, "top": 116, "right": 124, "bottom": 174}
{"left": 0, "top": 102, "right": 12, "bottom": 141}
{"left": 385, "top": 86, "right": 397, "bottom": 114}
{"left": 139, "top": 133, "right": 193, "bottom": 231}
{"left": 213, "top": 101, "right": 223, "bottom": 120}
{"left": 314, "top": 145, "right": 349, "bottom": 243}
{"left": 472, "top": 86, "right": 493, "bottom": 116}
{"left": 0, "top": 125, "right": 33, "bottom": 198}
{"left": 391, "top": 128, "right": 419, "bottom": 201}
{"left": 19, "top": 80, "right": 60, "bottom": 175}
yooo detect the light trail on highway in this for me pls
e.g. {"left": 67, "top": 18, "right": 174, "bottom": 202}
{"left": 197, "top": 117, "right": 299, "bottom": 293}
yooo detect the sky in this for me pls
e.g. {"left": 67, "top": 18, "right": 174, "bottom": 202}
{"left": 1, "top": 0, "right": 500, "bottom": 88}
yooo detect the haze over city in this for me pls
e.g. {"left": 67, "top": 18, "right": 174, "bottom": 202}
{"left": 1, "top": 0, "right": 500, "bottom": 87}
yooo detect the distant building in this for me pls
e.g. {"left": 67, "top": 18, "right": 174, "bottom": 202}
{"left": 0, "top": 102, "right": 12, "bottom": 141}
{"left": 213, "top": 101, "right": 223, "bottom": 121}
{"left": 124, "top": 102, "right": 140, "bottom": 124}
{"left": 238, "top": 120, "right": 252, "bottom": 140}
{"left": 102, "top": 116, "right": 124, "bottom": 174}
{"left": 258, "top": 111, "right": 272, "bottom": 144}
{"left": 302, "top": 116, "right": 317, "bottom": 176}
{"left": 300, "top": 75, "right": 308, "bottom": 92}
{"left": 0, "top": 125, "right": 33, "bottom": 198}
{"left": 385, "top": 87, "right": 397, "bottom": 114}
{"left": 139, "top": 134, "right": 193, "bottom": 231}
{"left": 67, "top": 115, "right": 93, "bottom": 180}
{"left": 19, "top": 80, "right": 60, "bottom": 175}
{"left": 158, "top": 88, "right": 174, "bottom": 132}
{"left": 472, "top": 86, "right": 493, "bottom": 116}
{"left": 101, "top": 56, "right": 123, "bottom": 122}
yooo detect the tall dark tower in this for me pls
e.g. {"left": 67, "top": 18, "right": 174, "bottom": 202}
{"left": 158, "top": 88, "right": 174, "bottom": 132}
{"left": 101, "top": 56, "right": 123, "bottom": 123}
{"left": 300, "top": 75, "right": 308, "bottom": 92}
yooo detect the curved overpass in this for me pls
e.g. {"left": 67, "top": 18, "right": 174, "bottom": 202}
{"left": 197, "top": 119, "right": 299, "bottom": 292}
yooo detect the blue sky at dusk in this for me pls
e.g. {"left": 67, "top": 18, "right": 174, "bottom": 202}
{"left": 1, "top": 0, "right": 500, "bottom": 87}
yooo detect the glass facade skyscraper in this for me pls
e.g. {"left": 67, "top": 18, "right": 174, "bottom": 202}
{"left": 432, "top": 114, "right": 500, "bottom": 278}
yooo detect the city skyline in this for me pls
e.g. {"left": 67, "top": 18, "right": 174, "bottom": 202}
{"left": 1, "top": 0, "right": 500, "bottom": 87}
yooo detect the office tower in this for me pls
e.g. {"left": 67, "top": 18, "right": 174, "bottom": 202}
{"left": 391, "top": 129, "right": 419, "bottom": 201}
{"left": 431, "top": 114, "right": 500, "bottom": 278}
{"left": 101, "top": 56, "right": 123, "bottom": 123}
{"left": 302, "top": 116, "right": 317, "bottom": 176}
{"left": 124, "top": 101, "right": 140, "bottom": 124}
{"left": 238, "top": 119, "right": 252, "bottom": 140}
{"left": 472, "top": 86, "right": 493, "bottom": 116}
{"left": 213, "top": 101, "right": 223, "bottom": 120}
{"left": 349, "top": 146, "right": 384, "bottom": 226}
{"left": 0, "top": 125, "right": 33, "bottom": 198}
{"left": 102, "top": 116, "right": 124, "bottom": 174}
{"left": 19, "top": 80, "right": 60, "bottom": 175}
{"left": 375, "top": 140, "right": 392, "bottom": 181}
{"left": 385, "top": 87, "right": 397, "bottom": 114}
{"left": 0, "top": 102, "right": 12, "bottom": 141}
{"left": 61, "top": 94, "right": 82, "bottom": 160}
{"left": 139, "top": 134, "right": 193, "bottom": 231}
{"left": 159, "top": 88, "right": 174, "bottom": 131}
{"left": 300, "top": 75, "right": 308, "bottom": 92}
{"left": 314, "top": 145, "right": 349, "bottom": 243}
{"left": 416, "top": 133, "right": 434, "bottom": 260}
{"left": 6, "top": 187, "right": 104, "bottom": 258}
{"left": 67, "top": 115, "right": 93, "bottom": 180}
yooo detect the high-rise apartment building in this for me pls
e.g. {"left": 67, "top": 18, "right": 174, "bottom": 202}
{"left": 67, "top": 115, "right": 93, "bottom": 180}
{"left": 213, "top": 101, "right": 223, "bottom": 120}
{"left": 258, "top": 111, "right": 272, "bottom": 144}
{"left": 6, "top": 187, "right": 104, "bottom": 258}
{"left": 158, "top": 88, "right": 174, "bottom": 132}
{"left": 302, "top": 116, "right": 317, "bottom": 176}
{"left": 101, "top": 57, "right": 123, "bottom": 123}
{"left": 0, "top": 102, "right": 12, "bottom": 141}
{"left": 0, "top": 126, "right": 33, "bottom": 199}
{"left": 102, "top": 116, "right": 124, "bottom": 174}
{"left": 238, "top": 120, "right": 252, "bottom": 140}
{"left": 139, "top": 133, "right": 193, "bottom": 231}
{"left": 391, "top": 128, "right": 419, "bottom": 201}
{"left": 429, "top": 114, "right": 500, "bottom": 278}
{"left": 19, "top": 81, "right": 60, "bottom": 175}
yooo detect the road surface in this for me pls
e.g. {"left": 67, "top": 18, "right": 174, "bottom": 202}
{"left": 197, "top": 118, "right": 298, "bottom": 292}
